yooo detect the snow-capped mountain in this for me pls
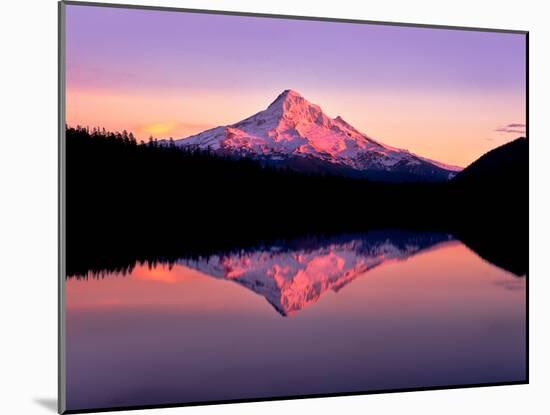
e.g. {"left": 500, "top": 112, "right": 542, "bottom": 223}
{"left": 175, "top": 89, "right": 462, "bottom": 181}
{"left": 180, "top": 231, "right": 454, "bottom": 316}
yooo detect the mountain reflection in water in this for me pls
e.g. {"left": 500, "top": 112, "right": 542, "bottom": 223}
{"left": 180, "top": 231, "right": 454, "bottom": 316}
{"left": 65, "top": 229, "right": 526, "bottom": 411}
{"left": 67, "top": 230, "right": 525, "bottom": 317}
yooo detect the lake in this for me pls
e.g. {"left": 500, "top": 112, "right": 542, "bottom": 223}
{"left": 65, "top": 230, "right": 526, "bottom": 411}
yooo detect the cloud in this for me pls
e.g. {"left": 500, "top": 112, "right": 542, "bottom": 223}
{"left": 494, "top": 122, "right": 526, "bottom": 134}
{"left": 495, "top": 128, "right": 526, "bottom": 134}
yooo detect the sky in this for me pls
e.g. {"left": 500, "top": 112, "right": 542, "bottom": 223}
{"left": 65, "top": 4, "right": 526, "bottom": 167}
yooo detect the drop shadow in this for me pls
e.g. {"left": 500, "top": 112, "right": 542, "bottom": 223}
{"left": 34, "top": 398, "right": 57, "bottom": 413}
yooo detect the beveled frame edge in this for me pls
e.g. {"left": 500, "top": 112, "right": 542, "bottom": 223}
{"left": 58, "top": 1, "right": 67, "bottom": 414}
{"left": 61, "top": 0, "right": 528, "bottom": 34}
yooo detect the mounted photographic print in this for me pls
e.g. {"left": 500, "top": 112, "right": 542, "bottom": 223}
{"left": 59, "top": 1, "right": 528, "bottom": 413}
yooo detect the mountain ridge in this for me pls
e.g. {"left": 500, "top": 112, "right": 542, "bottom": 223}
{"left": 453, "top": 136, "right": 527, "bottom": 184}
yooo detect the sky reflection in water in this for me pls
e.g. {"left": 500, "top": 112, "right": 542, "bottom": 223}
{"left": 66, "top": 232, "right": 526, "bottom": 411}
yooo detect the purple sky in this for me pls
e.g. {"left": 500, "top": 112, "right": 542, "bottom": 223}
{"left": 65, "top": 4, "right": 526, "bottom": 166}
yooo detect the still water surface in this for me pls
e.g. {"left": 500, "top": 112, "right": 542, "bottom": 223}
{"left": 66, "top": 231, "right": 526, "bottom": 410}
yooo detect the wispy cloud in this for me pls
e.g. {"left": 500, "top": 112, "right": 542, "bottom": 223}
{"left": 495, "top": 123, "right": 526, "bottom": 134}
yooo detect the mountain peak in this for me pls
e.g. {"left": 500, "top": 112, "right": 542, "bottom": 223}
{"left": 282, "top": 88, "right": 302, "bottom": 97}
{"left": 176, "top": 90, "right": 463, "bottom": 181}
{"left": 268, "top": 89, "right": 311, "bottom": 111}
{"left": 278, "top": 89, "right": 304, "bottom": 100}
{"left": 265, "top": 89, "right": 326, "bottom": 127}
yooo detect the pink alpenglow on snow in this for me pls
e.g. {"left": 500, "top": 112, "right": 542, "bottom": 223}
{"left": 176, "top": 90, "right": 463, "bottom": 181}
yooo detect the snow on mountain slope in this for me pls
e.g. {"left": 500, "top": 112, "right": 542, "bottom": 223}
{"left": 176, "top": 90, "right": 462, "bottom": 181}
{"left": 180, "top": 232, "right": 455, "bottom": 316}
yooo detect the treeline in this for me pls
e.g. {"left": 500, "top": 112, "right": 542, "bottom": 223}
{"left": 65, "top": 126, "right": 527, "bottom": 277}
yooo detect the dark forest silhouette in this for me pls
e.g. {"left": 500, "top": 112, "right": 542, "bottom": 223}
{"left": 65, "top": 126, "right": 528, "bottom": 278}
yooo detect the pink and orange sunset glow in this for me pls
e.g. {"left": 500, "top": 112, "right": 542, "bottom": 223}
{"left": 62, "top": 4, "right": 528, "bottom": 411}
{"left": 65, "top": 5, "right": 526, "bottom": 168}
